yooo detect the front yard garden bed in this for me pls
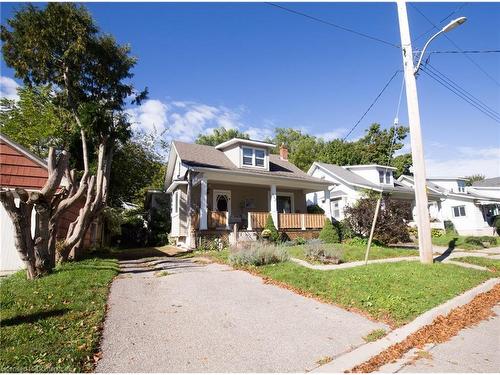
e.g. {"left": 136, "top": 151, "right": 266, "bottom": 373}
{"left": 0, "top": 258, "right": 118, "bottom": 372}
{"left": 431, "top": 234, "right": 498, "bottom": 251}
{"left": 287, "top": 244, "right": 419, "bottom": 264}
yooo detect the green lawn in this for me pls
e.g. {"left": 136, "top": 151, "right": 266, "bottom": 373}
{"left": 431, "top": 234, "right": 497, "bottom": 250}
{"left": 0, "top": 258, "right": 119, "bottom": 372}
{"left": 256, "top": 261, "right": 494, "bottom": 326}
{"left": 454, "top": 257, "right": 500, "bottom": 272}
{"left": 287, "top": 244, "right": 419, "bottom": 264}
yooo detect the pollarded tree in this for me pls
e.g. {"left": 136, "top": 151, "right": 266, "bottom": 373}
{"left": 1, "top": 3, "right": 146, "bottom": 275}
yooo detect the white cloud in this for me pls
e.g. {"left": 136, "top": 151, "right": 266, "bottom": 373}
{"left": 0, "top": 76, "right": 20, "bottom": 101}
{"left": 245, "top": 126, "right": 275, "bottom": 141}
{"left": 126, "top": 99, "right": 168, "bottom": 134}
{"left": 426, "top": 146, "right": 500, "bottom": 178}
{"left": 315, "top": 128, "right": 347, "bottom": 141}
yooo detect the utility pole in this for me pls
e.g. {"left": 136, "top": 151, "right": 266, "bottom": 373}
{"left": 396, "top": 0, "right": 433, "bottom": 264}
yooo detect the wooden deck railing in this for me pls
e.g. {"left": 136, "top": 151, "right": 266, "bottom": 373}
{"left": 248, "top": 212, "right": 268, "bottom": 229}
{"left": 208, "top": 211, "right": 228, "bottom": 229}
{"left": 191, "top": 211, "right": 228, "bottom": 229}
{"left": 248, "top": 212, "right": 325, "bottom": 230}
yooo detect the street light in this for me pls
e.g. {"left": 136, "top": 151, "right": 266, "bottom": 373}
{"left": 414, "top": 17, "right": 467, "bottom": 74}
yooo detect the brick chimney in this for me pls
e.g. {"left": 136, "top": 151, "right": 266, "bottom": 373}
{"left": 279, "top": 143, "right": 288, "bottom": 161}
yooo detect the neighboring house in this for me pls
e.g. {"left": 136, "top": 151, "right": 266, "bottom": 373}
{"left": 306, "top": 162, "right": 443, "bottom": 227}
{"left": 398, "top": 175, "right": 500, "bottom": 236}
{"left": 0, "top": 134, "right": 98, "bottom": 272}
{"left": 164, "top": 138, "right": 331, "bottom": 248}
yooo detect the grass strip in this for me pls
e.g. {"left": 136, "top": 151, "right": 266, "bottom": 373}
{"left": 0, "top": 258, "right": 118, "bottom": 372}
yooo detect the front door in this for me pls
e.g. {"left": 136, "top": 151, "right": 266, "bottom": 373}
{"left": 213, "top": 190, "right": 231, "bottom": 217}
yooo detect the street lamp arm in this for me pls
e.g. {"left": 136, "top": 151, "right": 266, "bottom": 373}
{"left": 414, "top": 29, "right": 444, "bottom": 75}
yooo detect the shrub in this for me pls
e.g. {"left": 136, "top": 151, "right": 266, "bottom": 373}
{"left": 464, "top": 236, "right": 484, "bottom": 247}
{"left": 304, "top": 242, "right": 343, "bottom": 264}
{"left": 229, "top": 243, "right": 289, "bottom": 266}
{"left": 345, "top": 236, "right": 368, "bottom": 246}
{"left": 493, "top": 216, "right": 500, "bottom": 236}
{"left": 338, "top": 219, "right": 354, "bottom": 242}
{"left": 319, "top": 218, "right": 340, "bottom": 243}
{"left": 264, "top": 214, "right": 280, "bottom": 242}
{"left": 307, "top": 204, "right": 325, "bottom": 214}
{"left": 431, "top": 229, "right": 445, "bottom": 238}
{"left": 294, "top": 236, "right": 306, "bottom": 245}
{"left": 344, "top": 196, "right": 412, "bottom": 245}
{"left": 479, "top": 236, "right": 498, "bottom": 246}
{"left": 444, "top": 220, "right": 457, "bottom": 234}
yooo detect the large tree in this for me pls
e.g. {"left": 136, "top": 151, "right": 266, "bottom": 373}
{"left": 1, "top": 3, "right": 145, "bottom": 276}
{"left": 195, "top": 127, "right": 249, "bottom": 146}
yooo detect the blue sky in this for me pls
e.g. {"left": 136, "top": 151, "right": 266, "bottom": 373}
{"left": 1, "top": 2, "right": 499, "bottom": 177}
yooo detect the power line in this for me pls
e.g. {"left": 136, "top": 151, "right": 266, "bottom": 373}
{"left": 415, "top": 49, "right": 500, "bottom": 55}
{"left": 342, "top": 70, "right": 401, "bottom": 141}
{"left": 410, "top": 4, "right": 500, "bottom": 87}
{"left": 425, "top": 62, "right": 500, "bottom": 118}
{"left": 412, "top": 3, "right": 469, "bottom": 44}
{"left": 265, "top": 2, "right": 400, "bottom": 49}
{"left": 420, "top": 65, "right": 500, "bottom": 123}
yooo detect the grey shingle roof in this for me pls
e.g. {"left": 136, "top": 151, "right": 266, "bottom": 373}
{"left": 472, "top": 177, "right": 500, "bottom": 187}
{"left": 315, "top": 162, "right": 379, "bottom": 189}
{"left": 172, "top": 141, "right": 327, "bottom": 184}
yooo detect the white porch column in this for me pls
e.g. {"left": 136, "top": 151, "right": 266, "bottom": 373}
{"left": 270, "top": 184, "right": 278, "bottom": 228}
{"left": 323, "top": 189, "right": 332, "bottom": 219}
{"left": 200, "top": 177, "right": 208, "bottom": 230}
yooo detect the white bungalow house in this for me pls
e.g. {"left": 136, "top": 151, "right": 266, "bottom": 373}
{"left": 397, "top": 175, "right": 500, "bottom": 236}
{"left": 164, "top": 138, "right": 332, "bottom": 248}
{"left": 306, "top": 162, "right": 442, "bottom": 224}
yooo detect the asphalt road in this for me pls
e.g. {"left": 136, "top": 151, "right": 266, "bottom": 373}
{"left": 96, "top": 256, "right": 387, "bottom": 372}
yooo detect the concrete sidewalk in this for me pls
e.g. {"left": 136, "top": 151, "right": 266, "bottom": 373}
{"left": 96, "top": 256, "right": 387, "bottom": 372}
{"left": 382, "top": 304, "right": 500, "bottom": 373}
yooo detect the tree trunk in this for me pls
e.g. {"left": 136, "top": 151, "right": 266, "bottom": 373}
{"left": 0, "top": 149, "right": 69, "bottom": 279}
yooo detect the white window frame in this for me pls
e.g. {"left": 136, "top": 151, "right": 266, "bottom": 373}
{"left": 379, "top": 170, "right": 385, "bottom": 183}
{"left": 452, "top": 205, "right": 466, "bottom": 217}
{"left": 332, "top": 199, "right": 341, "bottom": 219}
{"left": 172, "top": 190, "right": 180, "bottom": 216}
{"left": 268, "top": 191, "right": 295, "bottom": 213}
{"left": 241, "top": 147, "right": 267, "bottom": 169}
{"left": 385, "top": 171, "right": 391, "bottom": 184}
{"left": 457, "top": 181, "right": 465, "bottom": 193}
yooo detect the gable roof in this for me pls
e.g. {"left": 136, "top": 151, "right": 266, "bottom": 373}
{"left": 472, "top": 177, "right": 500, "bottom": 187}
{"left": 312, "top": 162, "right": 379, "bottom": 189}
{"left": 172, "top": 140, "right": 326, "bottom": 184}
{"left": 0, "top": 134, "right": 49, "bottom": 190}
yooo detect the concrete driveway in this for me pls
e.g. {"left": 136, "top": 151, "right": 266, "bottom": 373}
{"left": 96, "top": 256, "right": 388, "bottom": 372}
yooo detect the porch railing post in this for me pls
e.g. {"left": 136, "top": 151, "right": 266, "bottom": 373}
{"left": 270, "top": 184, "right": 278, "bottom": 229}
{"left": 200, "top": 177, "right": 208, "bottom": 230}
{"left": 247, "top": 212, "right": 253, "bottom": 230}
{"left": 225, "top": 211, "right": 230, "bottom": 230}
{"left": 301, "top": 214, "right": 306, "bottom": 230}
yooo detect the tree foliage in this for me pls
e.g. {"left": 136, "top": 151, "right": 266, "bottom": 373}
{"left": 195, "top": 127, "right": 249, "bottom": 146}
{"left": 108, "top": 135, "right": 165, "bottom": 207}
{"left": 465, "top": 174, "right": 485, "bottom": 186}
{"left": 344, "top": 195, "right": 412, "bottom": 245}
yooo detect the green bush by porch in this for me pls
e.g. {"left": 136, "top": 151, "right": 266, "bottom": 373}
{"left": 319, "top": 218, "right": 340, "bottom": 243}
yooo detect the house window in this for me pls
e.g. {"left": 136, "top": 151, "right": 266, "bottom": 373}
{"left": 172, "top": 191, "right": 179, "bottom": 215}
{"left": 452, "top": 205, "right": 466, "bottom": 217}
{"left": 255, "top": 149, "right": 265, "bottom": 167}
{"left": 379, "top": 170, "right": 385, "bottom": 183}
{"left": 385, "top": 171, "right": 391, "bottom": 184}
{"left": 332, "top": 200, "right": 340, "bottom": 219}
{"left": 457, "top": 181, "right": 465, "bottom": 193}
{"left": 242, "top": 147, "right": 266, "bottom": 167}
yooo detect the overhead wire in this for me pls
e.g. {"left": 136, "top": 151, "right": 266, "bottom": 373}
{"left": 265, "top": 2, "right": 401, "bottom": 49}
{"left": 420, "top": 65, "right": 500, "bottom": 123}
{"left": 342, "top": 70, "right": 401, "bottom": 141}
{"left": 410, "top": 3, "right": 500, "bottom": 87}
{"left": 424, "top": 63, "right": 500, "bottom": 119}
{"left": 412, "top": 3, "right": 469, "bottom": 43}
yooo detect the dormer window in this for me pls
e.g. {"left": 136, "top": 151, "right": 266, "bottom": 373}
{"left": 242, "top": 147, "right": 265, "bottom": 168}
{"left": 386, "top": 171, "right": 391, "bottom": 184}
{"left": 379, "top": 170, "right": 384, "bottom": 183}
